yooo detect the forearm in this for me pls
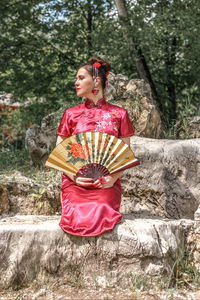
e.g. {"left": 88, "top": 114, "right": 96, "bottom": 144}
{"left": 56, "top": 135, "right": 66, "bottom": 146}
{"left": 95, "top": 170, "right": 123, "bottom": 189}
{"left": 107, "top": 170, "right": 123, "bottom": 183}
{"left": 64, "top": 172, "right": 75, "bottom": 182}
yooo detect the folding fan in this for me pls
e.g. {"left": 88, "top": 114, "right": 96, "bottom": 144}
{"left": 45, "top": 131, "right": 140, "bottom": 181}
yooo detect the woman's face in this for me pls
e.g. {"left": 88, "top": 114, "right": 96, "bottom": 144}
{"left": 75, "top": 67, "right": 95, "bottom": 98}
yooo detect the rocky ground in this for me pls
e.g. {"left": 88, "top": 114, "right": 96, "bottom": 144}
{"left": 0, "top": 283, "right": 200, "bottom": 300}
{"left": 0, "top": 213, "right": 199, "bottom": 300}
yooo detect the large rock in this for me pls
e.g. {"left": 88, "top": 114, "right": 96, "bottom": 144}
{"left": 25, "top": 109, "right": 65, "bottom": 165}
{"left": 120, "top": 137, "right": 200, "bottom": 219}
{"left": 0, "top": 215, "right": 193, "bottom": 289}
{"left": 25, "top": 122, "right": 57, "bottom": 166}
{"left": 107, "top": 74, "right": 164, "bottom": 138}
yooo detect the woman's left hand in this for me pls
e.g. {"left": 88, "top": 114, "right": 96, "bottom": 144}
{"left": 93, "top": 175, "right": 116, "bottom": 189}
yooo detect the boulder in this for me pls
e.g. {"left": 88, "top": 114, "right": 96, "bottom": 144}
{"left": 107, "top": 74, "right": 164, "bottom": 138}
{"left": 120, "top": 137, "right": 200, "bottom": 219}
{"left": 25, "top": 123, "right": 57, "bottom": 166}
{"left": 25, "top": 110, "right": 64, "bottom": 165}
{"left": 0, "top": 215, "right": 193, "bottom": 289}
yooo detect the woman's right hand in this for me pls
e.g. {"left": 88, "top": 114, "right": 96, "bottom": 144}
{"left": 75, "top": 177, "right": 94, "bottom": 187}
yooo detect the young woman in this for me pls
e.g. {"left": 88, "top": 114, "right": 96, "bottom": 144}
{"left": 56, "top": 56, "right": 135, "bottom": 236}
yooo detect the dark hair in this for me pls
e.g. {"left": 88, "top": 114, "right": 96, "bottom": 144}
{"left": 79, "top": 56, "right": 111, "bottom": 90}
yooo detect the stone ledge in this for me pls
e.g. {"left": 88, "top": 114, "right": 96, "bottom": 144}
{"left": 0, "top": 215, "right": 193, "bottom": 289}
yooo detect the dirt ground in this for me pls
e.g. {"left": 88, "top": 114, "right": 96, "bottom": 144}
{"left": 0, "top": 283, "right": 200, "bottom": 300}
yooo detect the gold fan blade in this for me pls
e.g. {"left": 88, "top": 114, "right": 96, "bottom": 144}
{"left": 83, "top": 132, "right": 92, "bottom": 164}
{"left": 107, "top": 143, "right": 138, "bottom": 173}
{"left": 46, "top": 143, "right": 78, "bottom": 173}
{"left": 46, "top": 159, "right": 77, "bottom": 175}
{"left": 109, "top": 158, "right": 140, "bottom": 174}
{"left": 102, "top": 137, "right": 125, "bottom": 167}
{"left": 100, "top": 134, "right": 116, "bottom": 166}
{"left": 106, "top": 144, "right": 133, "bottom": 170}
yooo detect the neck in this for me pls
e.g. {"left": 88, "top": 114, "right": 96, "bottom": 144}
{"left": 87, "top": 93, "right": 104, "bottom": 104}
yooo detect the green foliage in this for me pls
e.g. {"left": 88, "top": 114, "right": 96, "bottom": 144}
{"left": 129, "top": 247, "right": 200, "bottom": 293}
{"left": 0, "top": 144, "right": 30, "bottom": 174}
{"left": 127, "top": 0, "right": 200, "bottom": 122}
{"left": 130, "top": 274, "right": 149, "bottom": 291}
{"left": 0, "top": 0, "right": 78, "bottom": 106}
{"left": 168, "top": 245, "right": 200, "bottom": 289}
{"left": 32, "top": 186, "right": 46, "bottom": 199}
{"left": 0, "top": 0, "right": 116, "bottom": 107}
{"left": 0, "top": 100, "right": 53, "bottom": 148}
{"left": 0, "top": 0, "right": 199, "bottom": 128}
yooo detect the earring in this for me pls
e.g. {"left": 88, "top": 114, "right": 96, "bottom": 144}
{"left": 92, "top": 88, "right": 99, "bottom": 95}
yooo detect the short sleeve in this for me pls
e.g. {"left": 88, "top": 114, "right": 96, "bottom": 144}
{"left": 57, "top": 110, "right": 71, "bottom": 137}
{"left": 118, "top": 109, "right": 135, "bottom": 138}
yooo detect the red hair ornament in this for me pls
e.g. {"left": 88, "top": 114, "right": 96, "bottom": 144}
{"left": 92, "top": 62, "right": 102, "bottom": 94}
{"left": 93, "top": 62, "right": 101, "bottom": 68}
{"left": 93, "top": 62, "right": 101, "bottom": 78}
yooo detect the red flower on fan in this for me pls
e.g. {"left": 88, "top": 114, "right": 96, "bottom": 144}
{"left": 70, "top": 143, "right": 91, "bottom": 159}
{"left": 93, "top": 62, "right": 101, "bottom": 68}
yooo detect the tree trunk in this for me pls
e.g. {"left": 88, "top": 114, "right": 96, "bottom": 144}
{"left": 113, "top": 0, "right": 163, "bottom": 114}
{"left": 159, "top": 0, "right": 177, "bottom": 121}
{"left": 165, "top": 37, "right": 177, "bottom": 121}
{"left": 86, "top": 0, "right": 92, "bottom": 56}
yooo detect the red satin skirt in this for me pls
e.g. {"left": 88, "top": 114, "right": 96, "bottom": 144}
{"left": 59, "top": 174, "right": 122, "bottom": 236}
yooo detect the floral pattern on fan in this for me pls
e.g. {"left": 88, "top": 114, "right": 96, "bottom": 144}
{"left": 69, "top": 143, "right": 92, "bottom": 159}
{"left": 65, "top": 142, "right": 92, "bottom": 164}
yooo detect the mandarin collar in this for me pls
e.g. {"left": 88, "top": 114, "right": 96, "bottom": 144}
{"left": 84, "top": 97, "right": 106, "bottom": 109}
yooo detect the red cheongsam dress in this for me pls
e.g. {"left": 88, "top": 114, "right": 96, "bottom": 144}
{"left": 57, "top": 98, "right": 135, "bottom": 236}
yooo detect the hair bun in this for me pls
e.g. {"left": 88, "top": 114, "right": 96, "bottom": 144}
{"left": 87, "top": 56, "right": 111, "bottom": 74}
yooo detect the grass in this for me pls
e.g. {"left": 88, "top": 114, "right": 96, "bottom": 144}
{"left": 0, "top": 145, "right": 61, "bottom": 186}
{"left": 167, "top": 246, "right": 200, "bottom": 290}
{"left": 129, "top": 245, "right": 200, "bottom": 294}
{"left": 0, "top": 145, "right": 30, "bottom": 174}
{"left": 130, "top": 274, "right": 149, "bottom": 291}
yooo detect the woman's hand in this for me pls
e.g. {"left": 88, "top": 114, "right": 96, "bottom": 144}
{"left": 75, "top": 176, "right": 94, "bottom": 187}
{"left": 75, "top": 170, "right": 123, "bottom": 189}
{"left": 75, "top": 176, "right": 115, "bottom": 189}
{"left": 93, "top": 175, "right": 116, "bottom": 189}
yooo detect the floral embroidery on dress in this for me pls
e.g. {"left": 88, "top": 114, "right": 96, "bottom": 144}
{"left": 95, "top": 110, "right": 120, "bottom": 133}
{"left": 102, "top": 112, "right": 111, "bottom": 120}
